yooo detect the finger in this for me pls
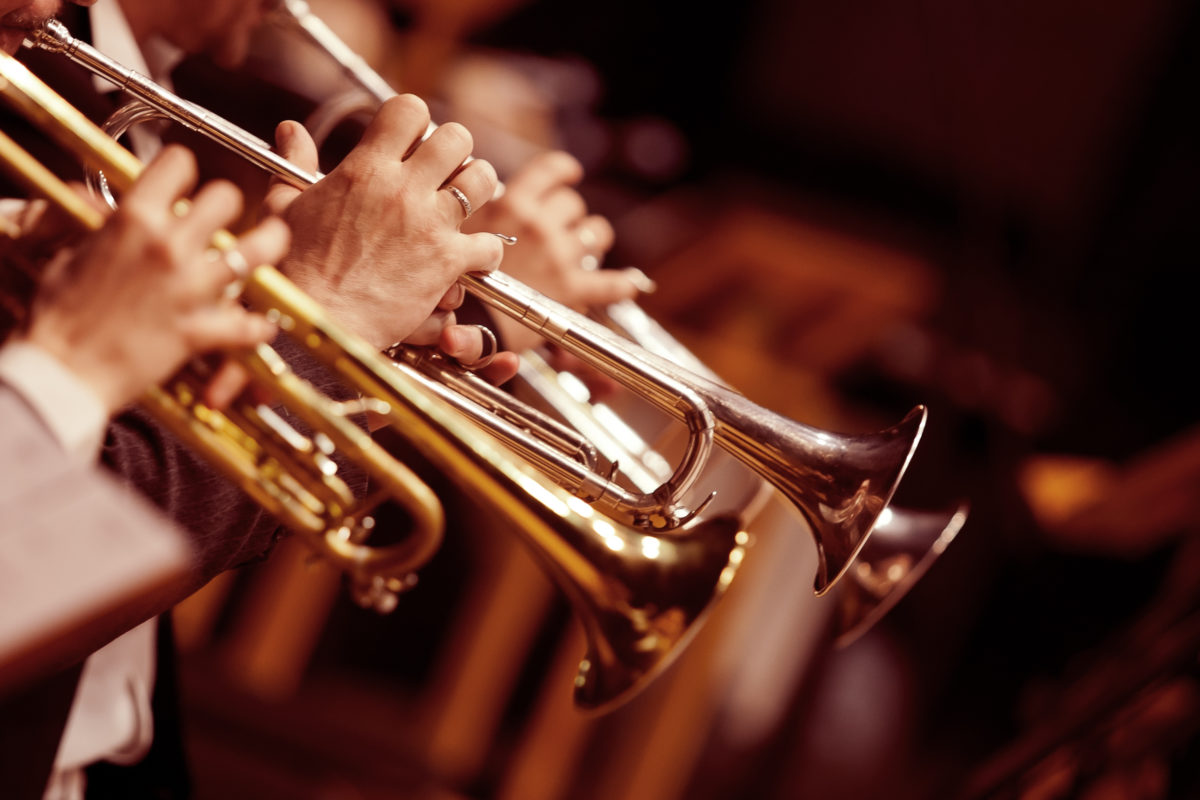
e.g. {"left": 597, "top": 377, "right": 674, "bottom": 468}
{"left": 201, "top": 359, "right": 253, "bottom": 409}
{"left": 574, "top": 214, "right": 615, "bottom": 256}
{"left": 403, "top": 309, "right": 455, "bottom": 346}
{"left": 196, "top": 217, "right": 290, "bottom": 298}
{"left": 125, "top": 145, "right": 199, "bottom": 214}
{"left": 440, "top": 158, "right": 499, "bottom": 224}
{"left": 180, "top": 179, "right": 243, "bottom": 249}
{"left": 576, "top": 269, "right": 642, "bottom": 307}
{"left": 505, "top": 150, "right": 584, "bottom": 201}
{"left": 435, "top": 282, "right": 465, "bottom": 311}
{"left": 438, "top": 323, "right": 485, "bottom": 364}
{"left": 459, "top": 231, "right": 506, "bottom": 275}
{"left": 407, "top": 120, "right": 474, "bottom": 192}
{"left": 233, "top": 216, "right": 292, "bottom": 272}
{"left": 183, "top": 307, "right": 277, "bottom": 356}
{"left": 264, "top": 121, "right": 317, "bottom": 215}
{"left": 476, "top": 351, "right": 520, "bottom": 386}
{"left": 540, "top": 185, "right": 588, "bottom": 229}
{"left": 352, "top": 94, "right": 432, "bottom": 165}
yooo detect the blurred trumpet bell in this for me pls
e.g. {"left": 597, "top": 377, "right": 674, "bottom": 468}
{"left": 833, "top": 503, "right": 968, "bottom": 647}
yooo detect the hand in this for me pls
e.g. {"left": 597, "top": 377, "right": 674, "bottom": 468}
{"left": 21, "top": 146, "right": 284, "bottom": 414}
{"left": 391, "top": 315, "right": 520, "bottom": 384}
{"left": 439, "top": 322, "right": 520, "bottom": 385}
{"left": 464, "top": 150, "right": 641, "bottom": 352}
{"left": 266, "top": 94, "right": 504, "bottom": 351}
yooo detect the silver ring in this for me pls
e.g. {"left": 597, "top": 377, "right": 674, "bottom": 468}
{"left": 444, "top": 184, "right": 472, "bottom": 220}
{"left": 461, "top": 324, "right": 498, "bottom": 370}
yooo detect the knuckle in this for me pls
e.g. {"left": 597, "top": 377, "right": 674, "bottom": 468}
{"left": 387, "top": 93, "right": 431, "bottom": 124}
{"left": 539, "top": 150, "right": 583, "bottom": 180}
{"left": 475, "top": 159, "right": 499, "bottom": 191}
{"left": 158, "top": 144, "right": 198, "bottom": 177}
{"left": 563, "top": 193, "right": 587, "bottom": 220}
{"left": 486, "top": 237, "right": 505, "bottom": 269}
{"left": 592, "top": 216, "right": 616, "bottom": 246}
{"left": 436, "top": 121, "right": 474, "bottom": 152}
{"left": 110, "top": 200, "right": 155, "bottom": 237}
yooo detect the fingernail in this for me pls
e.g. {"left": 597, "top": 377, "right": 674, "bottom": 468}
{"left": 445, "top": 328, "right": 465, "bottom": 353}
{"left": 624, "top": 267, "right": 657, "bottom": 294}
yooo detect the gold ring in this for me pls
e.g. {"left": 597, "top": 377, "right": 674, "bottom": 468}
{"left": 444, "top": 185, "right": 472, "bottom": 220}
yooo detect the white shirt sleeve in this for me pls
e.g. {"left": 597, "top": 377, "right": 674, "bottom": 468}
{"left": 0, "top": 341, "right": 111, "bottom": 462}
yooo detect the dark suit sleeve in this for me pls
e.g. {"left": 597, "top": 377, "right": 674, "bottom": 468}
{"left": 100, "top": 333, "right": 370, "bottom": 592}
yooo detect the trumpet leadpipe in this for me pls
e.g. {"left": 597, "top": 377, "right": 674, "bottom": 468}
{"left": 0, "top": 50, "right": 750, "bottom": 710}
{"left": 25, "top": 21, "right": 927, "bottom": 593}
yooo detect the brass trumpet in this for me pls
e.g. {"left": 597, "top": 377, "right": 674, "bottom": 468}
{"left": 0, "top": 52, "right": 441, "bottom": 613}
{"left": 592, "top": 300, "right": 968, "bottom": 645}
{"left": 24, "top": 19, "right": 927, "bottom": 595}
{"left": 0, "top": 52, "right": 749, "bottom": 711}
{"left": 831, "top": 503, "right": 967, "bottom": 647}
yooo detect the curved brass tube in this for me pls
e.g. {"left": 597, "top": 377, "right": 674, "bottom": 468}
{"left": 0, "top": 55, "right": 443, "bottom": 613}
{"left": 0, "top": 51, "right": 749, "bottom": 710}
{"left": 25, "top": 19, "right": 927, "bottom": 594}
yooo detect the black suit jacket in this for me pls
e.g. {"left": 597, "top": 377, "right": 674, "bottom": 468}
{"left": 1, "top": 14, "right": 371, "bottom": 794}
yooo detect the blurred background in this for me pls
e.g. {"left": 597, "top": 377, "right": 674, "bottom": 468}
{"left": 163, "top": 0, "right": 1200, "bottom": 797}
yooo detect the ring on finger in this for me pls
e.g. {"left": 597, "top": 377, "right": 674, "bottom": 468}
{"left": 443, "top": 184, "right": 472, "bottom": 220}
{"left": 578, "top": 226, "right": 598, "bottom": 251}
{"left": 206, "top": 245, "right": 249, "bottom": 300}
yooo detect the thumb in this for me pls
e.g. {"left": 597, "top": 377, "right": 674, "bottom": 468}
{"left": 264, "top": 120, "right": 319, "bottom": 216}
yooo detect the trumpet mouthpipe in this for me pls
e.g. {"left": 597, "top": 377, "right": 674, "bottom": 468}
{"left": 265, "top": 0, "right": 933, "bottom": 583}
{"left": 30, "top": 20, "right": 321, "bottom": 188}
{"left": 273, "top": 0, "right": 396, "bottom": 106}
{"left": 0, "top": 50, "right": 445, "bottom": 608}
{"left": 0, "top": 49, "right": 752, "bottom": 711}
{"left": 24, "top": 19, "right": 927, "bottom": 594}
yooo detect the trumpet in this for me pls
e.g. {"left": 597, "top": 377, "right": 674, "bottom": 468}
{"left": 24, "top": 19, "right": 927, "bottom": 595}
{"left": 831, "top": 503, "right": 967, "bottom": 647}
{"left": 0, "top": 51, "right": 749, "bottom": 711}
{"left": 592, "top": 300, "right": 968, "bottom": 645}
{"left": 0, "top": 53, "right": 441, "bottom": 613}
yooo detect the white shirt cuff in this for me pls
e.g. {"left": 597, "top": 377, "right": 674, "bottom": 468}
{"left": 0, "top": 342, "right": 110, "bottom": 461}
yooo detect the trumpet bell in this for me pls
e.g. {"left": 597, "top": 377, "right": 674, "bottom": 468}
{"left": 719, "top": 402, "right": 929, "bottom": 595}
{"left": 833, "top": 502, "right": 968, "bottom": 647}
{"left": 571, "top": 515, "right": 749, "bottom": 710}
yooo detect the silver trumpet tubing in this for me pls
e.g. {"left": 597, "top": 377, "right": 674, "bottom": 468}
{"left": 597, "top": 298, "right": 967, "bottom": 632}
{"left": 26, "top": 19, "right": 927, "bottom": 594}
{"left": 0, "top": 51, "right": 750, "bottom": 712}
{"left": 28, "top": 29, "right": 714, "bottom": 532}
